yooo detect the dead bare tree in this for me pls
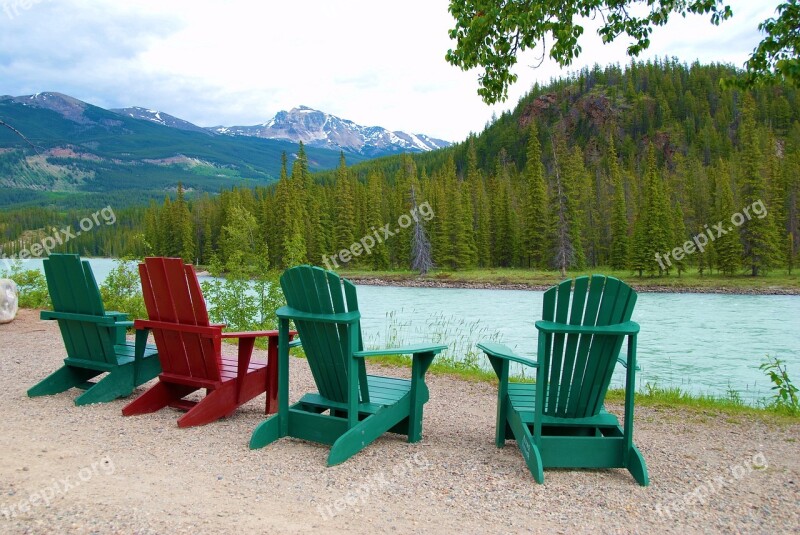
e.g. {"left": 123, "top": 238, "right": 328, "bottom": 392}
{"left": 410, "top": 185, "right": 433, "bottom": 275}
{"left": 551, "top": 136, "right": 574, "bottom": 278}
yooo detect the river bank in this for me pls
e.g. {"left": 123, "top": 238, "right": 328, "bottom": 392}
{"left": 344, "top": 271, "right": 800, "bottom": 295}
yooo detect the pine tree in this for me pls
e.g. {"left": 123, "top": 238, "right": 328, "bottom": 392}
{"left": 567, "top": 146, "right": 587, "bottom": 269}
{"left": 277, "top": 152, "right": 306, "bottom": 267}
{"left": 303, "top": 188, "right": 325, "bottom": 266}
{"left": 738, "top": 94, "right": 778, "bottom": 276}
{"left": 629, "top": 214, "right": 649, "bottom": 277}
{"left": 442, "top": 154, "right": 477, "bottom": 269}
{"left": 458, "top": 179, "right": 478, "bottom": 267}
{"left": 786, "top": 123, "right": 800, "bottom": 273}
{"left": 493, "top": 153, "right": 516, "bottom": 267}
{"left": 333, "top": 153, "right": 355, "bottom": 257}
{"left": 638, "top": 144, "right": 673, "bottom": 275}
{"left": 466, "top": 139, "right": 491, "bottom": 267}
{"left": 549, "top": 135, "right": 585, "bottom": 274}
{"left": 174, "top": 183, "right": 195, "bottom": 263}
{"left": 522, "top": 121, "right": 549, "bottom": 268}
{"left": 143, "top": 200, "right": 161, "bottom": 255}
{"left": 366, "top": 170, "right": 390, "bottom": 269}
{"left": 392, "top": 155, "right": 418, "bottom": 266}
{"left": 608, "top": 138, "right": 630, "bottom": 270}
{"left": 671, "top": 201, "right": 688, "bottom": 276}
{"left": 474, "top": 183, "right": 492, "bottom": 267}
{"left": 713, "top": 162, "right": 743, "bottom": 276}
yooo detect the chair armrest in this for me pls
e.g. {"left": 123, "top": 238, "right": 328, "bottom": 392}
{"left": 276, "top": 305, "right": 360, "bottom": 324}
{"left": 220, "top": 330, "right": 298, "bottom": 340}
{"left": 221, "top": 330, "right": 278, "bottom": 339}
{"left": 535, "top": 320, "right": 640, "bottom": 336}
{"left": 41, "top": 310, "right": 116, "bottom": 325}
{"left": 104, "top": 311, "right": 129, "bottom": 320}
{"left": 353, "top": 343, "right": 447, "bottom": 358}
{"left": 477, "top": 341, "right": 537, "bottom": 368}
{"left": 134, "top": 319, "right": 222, "bottom": 337}
{"left": 289, "top": 338, "right": 302, "bottom": 348}
{"left": 115, "top": 321, "right": 134, "bottom": 328}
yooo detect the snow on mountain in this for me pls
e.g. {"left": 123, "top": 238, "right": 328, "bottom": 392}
{"left": 110, "top": 106, "right": 213, "bottom": 135}
{"left": 210, "top": 106, "right": 450, "bottom": 157}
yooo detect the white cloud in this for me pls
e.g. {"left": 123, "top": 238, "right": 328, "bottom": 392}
{"left": 0, "top": 0, "right": 783, "bottom": 142}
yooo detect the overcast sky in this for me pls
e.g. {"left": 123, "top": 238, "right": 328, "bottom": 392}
{"left": 0, "top": 0, "right": 783, "bottom": 142}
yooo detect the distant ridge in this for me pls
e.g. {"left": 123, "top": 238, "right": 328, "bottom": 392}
{"left": 111, "top": 106, "right": 212, "bottom": 135}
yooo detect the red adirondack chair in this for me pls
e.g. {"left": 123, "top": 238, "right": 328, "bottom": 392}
{"left": 122, "top": 257, "right": 294, "bottom": 427}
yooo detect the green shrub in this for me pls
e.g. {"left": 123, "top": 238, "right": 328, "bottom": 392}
{"left": 99, "top": 258, "right": 147, "bottom": 320}
{"left": 759, "top": 355, "right": 799, "bottom": 414}
{"left": 200, "top": 255, "right": 285, "bottom": 345}
{"left": 0, "top": 261, "right": 50, "bottom": 309}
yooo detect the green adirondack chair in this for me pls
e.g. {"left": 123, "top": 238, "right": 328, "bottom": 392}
{"left": 27, "top": 254, "right": 160, "bottom": 405}
{"left": 478, "top": 275, "right": 649, "bottom": 485}
{"left": 250, "top": 265, "right": 447, "bottom": 466}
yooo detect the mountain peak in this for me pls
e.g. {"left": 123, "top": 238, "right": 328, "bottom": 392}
{"left": 212, "top": 107, "right": 450, "bottom": 157}
{"left": 6, "top": 92, "right": 91, "bottom": 124}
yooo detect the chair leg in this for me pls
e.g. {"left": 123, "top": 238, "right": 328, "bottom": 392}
{"left": 407, "top": 353, "right": 433, "bottom": 443}
{"left": 626, "top": 446, "right": 650, "bottom": 486}
{"left": 328, "top": 398, "right": 409, "bottom": 466}
{"left": 266, "top": 336, "right": 279, "bottom": 414}
{"left": 407, "top": 402, "right": 425, "bottom": 443}
{"left": 250, "top": 413, "right": 283, "bottom": 449}
{"left": 27, "top": 365, "right": 100, "bottom": 397}
{"left": 519, "top": 432, "right": 545, "bottom": 484}
{"left": 74, "top": 366, "right": 135, "bottom": 406}
{"left": 178, "top": 368, "right": 269, "bottom": 427}
{"left": 507, "top": 410, "right": 544, "bottom": 483}
{"left": 177, "top": 382, "right": 237, "bottom": 428}
{"left": 122, "top": 381, "right": 196, "bottom": 416}
{"left": 495, "top": 398, "right": 511, "bottom": 449}
{"left": 133, "top": 353, "right": 162, "bottom": 388}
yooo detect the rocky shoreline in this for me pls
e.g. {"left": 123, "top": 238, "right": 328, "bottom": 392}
{"left": 347, "top": 276, "right": 800, "bottom": 295}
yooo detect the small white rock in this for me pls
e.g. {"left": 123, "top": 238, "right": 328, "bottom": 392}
{"left": 0, "top": 279, "right": 18, "bottom": 324}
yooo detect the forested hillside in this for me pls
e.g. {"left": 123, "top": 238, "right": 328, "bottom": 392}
{"left": 0, "top": 93, "right": 366, "bottom": 210}
{"left": 3, "top": 60, "right": 798, "bottom": 276}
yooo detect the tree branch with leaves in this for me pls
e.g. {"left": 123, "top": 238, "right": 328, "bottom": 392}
{"left": 445, "top": 0, "right": 800, "bottom": 105}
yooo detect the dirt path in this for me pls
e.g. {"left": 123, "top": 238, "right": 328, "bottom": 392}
{"left": 1, "top": 309, "right": 798, "bottom": 534}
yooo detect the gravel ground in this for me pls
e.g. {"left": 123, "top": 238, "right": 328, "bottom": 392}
{"left": 1, "top": 309, "right": 798, "bottom": 534}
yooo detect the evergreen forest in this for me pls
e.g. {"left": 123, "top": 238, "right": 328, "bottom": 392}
{"left": 2, "top": 60, "right": 798, "bottom": 277}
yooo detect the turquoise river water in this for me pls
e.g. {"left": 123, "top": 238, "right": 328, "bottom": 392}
{"left": 6, "top": 257, "right": 798, "bottom": 404}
